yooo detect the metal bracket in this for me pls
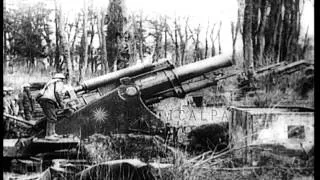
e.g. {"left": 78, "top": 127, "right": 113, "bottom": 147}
{"left": 163, "top": 70, "right": 186, "bottom": 98}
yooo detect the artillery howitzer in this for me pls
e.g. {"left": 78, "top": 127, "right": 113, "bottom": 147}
{"left": 3, "top": 54, "right": 233, "bottom": 160}
{"left": 4, "top": 54, "right": 233, "bottom": 177}
{"left": 56, "top": 54, "right": 233, "bottom": 139}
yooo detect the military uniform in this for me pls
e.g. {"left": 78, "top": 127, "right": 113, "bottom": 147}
{"left": 3, "top": 87, "right": 15, "bottom": 115}
{"left": 38, "top": 73, "right": 67, "bottom": 140}
{"left": 19, "top": 84, "right": 34, "bottom": 120}
{"left": 12, "top": 95, "right": 20, "bottom": 116}
{"left": 3, "top": 90, "right": 11, "bottom": 115}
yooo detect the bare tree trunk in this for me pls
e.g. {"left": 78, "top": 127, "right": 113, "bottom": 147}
{"left": 151, "top": 17, "right": 162, "bottom": 62}
{"left": 138, "top": 12, "right": 144, "bottom": 61}
{"left": 290, "top": 0, "right": 300, "bottom": 62}
{"left": 204, "top": 21, "right": 209, "bottom": 59}
{"left": 256, "top": 0, "right": 269, "bottom": 67}
{"left": 174, "top": 18, "right": 180, "bottom": 66}
{"left": 89, "top": 19, "right": 95, "bottom": 73}
{"left": 265, "top": 0, "right": 283, "bottom": 64}
{"left": 182, "top": 17, "right": 190, "bottom": 64}
{"left": 231, "top": 8, "right": 240, "bottom": 63}
{"left": 63, "top": 39, "right": 72, "bottom": 84}
{"left": 276, "top": 2, "right": 283, "bottom": 64}
{"left": 70, "top": 14, "right": 80, "bottom": 71}
{"left": 251, "top": 0, "right": 260, "bottom": 61}
{"left": 280, "top": 0, "right": 291, "bottom": 62}
{"left": 164, "top": 17, "right": 167, "bottom": 58}
{"left": 217, "top": 21, "right": 222, "bottom": 55}
{"left": 178, "top": 17, "right": 189, "bottom": 65}
{"left": 129, "top": 14, "right": 138, "bottom": 64}
{"left": 210, "top": 23, "right": 217, "bottom": 57}
{"left": 243, "top": 0, "right": 254, "bottom": 71}
{"left": 54, "top": 0, "right": 71, "bottom": 80}
{"left": 54, "top": 0, "right": 61, "bottom": 72}
{"left": 301, "top": 26, "right": 309, "bottom": 59}
{"left": 167, "top": 18, "right": 180, "bottom": 65}
{"left": 58, "top": 7, "right": 73, "bottom": 84}
{"left": 106, "top": 0, "right": 127, "bottom": 71}
{"left": 189, "top": 24, "right": 201, "bottom": 62}
{"left": 3, "top": 27, "right": 7, "bottom": 72}
{"left": 80, "top": 0, "right": 88, "bottom": 81}
{"left": 97, "top": 11, "right": 109, "bottom": 74}
{"left": 3, "top": 0, "right": 6, "bottom": 72}
{"left": 132, "top": 12, "right": 144, "bottom": 62}
{"left": 97, "top": 13, "right": 103, "bottom": 73}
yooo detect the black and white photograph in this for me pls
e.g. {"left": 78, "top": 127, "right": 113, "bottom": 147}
{"left": 3, "top": 0, "right": 314, "bottom": 179}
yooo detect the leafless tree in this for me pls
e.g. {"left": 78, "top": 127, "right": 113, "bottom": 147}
{"left": 148, "top": 16, "right": 167, "bottom": 62}
{"left": 177, "top": 17, "right": 191, "bottom": 65}
{"left": 106, "top": 0, "right": 127, "bottom": 71}
{"left": 242, "top": 0, "right": 254, "bottom": 71}
{"left": 167, "top": 16, "right": 180, "bottom": 65}
{"left": 217, "top": 21, "right": 222, "bottom": 55}
{"left": 79, "top": 0, "right": 89, "bottom": 82}
{"left": 97, "top": 10, "right": 109, "bottom": 74}
{"left": 210, "top": 23, "right": 217, "bottom": 57}
{"left": 69, "top": 14, "right": 81, "bottom": 72}
{"left": 54, "top": 0, "right": 73, "bottom": 83}
{"left": 243, "top": 0, "right": 304, "bottom": 69}
{"left": 164, "top": 16, "right": 168, "bottom": 58}
{"left": 231, "top": 7, "right": 241, "bottom": 63}
{"left": 204, "top": 21, "right": 209, "bottom": 59}
{"left": 189, "top": 24, "right": 202, "bottom": 62}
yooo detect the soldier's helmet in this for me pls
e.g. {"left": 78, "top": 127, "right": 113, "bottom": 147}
{"left": 3, "top": 87, "right": 8, "bottom": 95}
{"left": 22, "top": 83, "right": 31, "bottom": 88}
{"left": 53, "top": 73, "right": 66, "bottom": 79}
{"left": 7, "top": 87, "right": 14, "bottom": 92}
{"left": 14, "top": 95, "right": 19, "bottom": 101}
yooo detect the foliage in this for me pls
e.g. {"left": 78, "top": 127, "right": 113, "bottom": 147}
{"left": 4, "top": 3, "right": 53, "bottom": 63}
{"left": 166, "top": 144, "right": 313, "bottom": 180}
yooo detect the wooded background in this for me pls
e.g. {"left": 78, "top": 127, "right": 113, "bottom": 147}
{"left": 3, "top": 0, "right": 313, "bottom": 83}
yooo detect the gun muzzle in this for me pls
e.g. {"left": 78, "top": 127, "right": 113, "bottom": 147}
{"left": 173, "top": 53, "right": 233, "bottom": 82}
{"left": 136, "top": 53, "right": 233, "bottom": 100}
{"left": 74, "top": 62, "right": 154, "bottom": 93}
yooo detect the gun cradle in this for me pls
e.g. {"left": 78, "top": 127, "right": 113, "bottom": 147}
{"left": 56, "top": 84, "right": 165, "bottom": 139}
{"left": 57, "top": 54, "right": 234, "bottom": 139}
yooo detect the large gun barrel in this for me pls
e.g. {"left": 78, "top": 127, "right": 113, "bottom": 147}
{"left": 74, "top": 62, "right": 155, "bottom": 93}
{"left": 173, "top": 53, "right": 233, "bottom": 82}
{"left": 67, "top": 54, "right": 233, "bottom": 109}
{"left": 134, "top": 53, "right": 233, "bottom": 102}
{"left": 58, "top": 53, "right": 234, "bottom": 138}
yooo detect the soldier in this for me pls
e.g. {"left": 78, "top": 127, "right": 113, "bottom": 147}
{"left": 4, "top": 87, "right": 15, "bottom": 115}
{"left": 12, "top": 95, "right": 20, "bottom": 116}
{"left": 37, "top": 73, "right": 67, "bottom": 140}
{"left": 19, "top": 83, "right": 34, "bottom": 120}
{"left": 3, "top": 87, "right": 11, "bottom": 114}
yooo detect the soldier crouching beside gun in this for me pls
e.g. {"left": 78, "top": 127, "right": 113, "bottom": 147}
{"left": 36, "top": 73, "right": 69, "bottom": 140}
